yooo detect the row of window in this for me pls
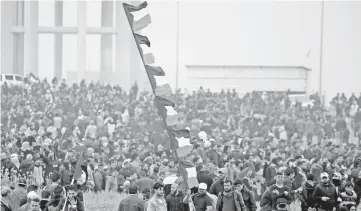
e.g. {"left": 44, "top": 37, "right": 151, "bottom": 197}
{"left": 14, "top": 1, "right": 117, "bottom": 27}
{"left": 12, "top": 34, "right": 117, "bottom": 80}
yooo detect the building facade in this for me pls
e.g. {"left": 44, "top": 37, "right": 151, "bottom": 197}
{"left": 1, "top": 1, "right": 361, "bottom": 101}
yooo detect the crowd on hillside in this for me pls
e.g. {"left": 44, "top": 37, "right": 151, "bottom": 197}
{"left": 1, "top": 77, "right": 361, "bottom": 211}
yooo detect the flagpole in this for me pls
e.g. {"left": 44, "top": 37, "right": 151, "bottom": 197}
{"left": 122, "top": 2, "right": 190, "bottom": 189}
{"left": 319, "top": 0, "right": 324, "bottom": 96}
{"left": 175, "top": 1, "right": 180, "bottom": 90}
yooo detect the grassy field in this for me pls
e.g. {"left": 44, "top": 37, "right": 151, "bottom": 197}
{"left": 83, "top": 191, "right": 303, "bottom": 211}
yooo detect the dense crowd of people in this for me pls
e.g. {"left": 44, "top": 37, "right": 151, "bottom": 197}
{"left": 1, "top": 77, "right": 361, "bottom": 211}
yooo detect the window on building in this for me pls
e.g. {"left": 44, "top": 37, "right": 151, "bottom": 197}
{"left": 62, "top": 35, "right": 78, "bottom": 79}
{"left": 86, "top": 1, "right": 101, "bottom": 27}
{"left": 86, "top": 35, "right": 101, "bottom": 72}
{"left": 38, "top": 1, "right": 55, "bottom": 27}
{"left": 12, "top": 33, "right": 24, "bottom": 75}
{"left": 63, "top": 1, "right": 77, "bottom": 27}
{"left": 38, "top": 34, "right": 55, "bottom": 80}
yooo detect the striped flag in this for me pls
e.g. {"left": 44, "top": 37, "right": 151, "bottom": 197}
{"left": 123, "top": 1, "right": 148, "bottom": 13}
{"left": 170, "top": 129, "right": 193, "bottom": 158}
{"left": 138, "top": 44, "right": 154, "bottom": 65}
{"left": 135, "top": 33, "right": 150, "bottom": 47}
{"left": 179, "top": 159, "right": 199, "bottom": 189}
{"left": 145, "top": 65, "right": 165, "bottom": 76}
{"left": 155, "top": 96, "right": 175, "bottom": 107}
{"left": 149, "top": 76, "right": 172, "bottom": 97}
{"left": 143, "top": 53, "right": 155, "bottom": 65}
{"left": 133, "top": 14, "right": 151, "bottom": 31}
{"left": 123, "top": 2, "right": 148, "bottom": 31}
{"left": 164, "top": 106, "right": 180, "bottom": 126}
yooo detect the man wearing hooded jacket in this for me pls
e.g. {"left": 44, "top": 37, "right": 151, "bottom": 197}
{"left": 312, "top": 172, "right": 339, "bottom": 211}
{"left": 298, "top": 174, "right": 317, "bottom": 211}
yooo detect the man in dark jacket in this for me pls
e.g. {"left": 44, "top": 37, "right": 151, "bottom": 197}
{"left": 216, "top": 180, "right": 246, "bottom": 211}
{"left": 312, "top": 172, "right": 339, "bottom": 211}
{"left": 298, "top": 174, "right": 317, "bottom": 211}
{"left": 118, "top": 185, "right": 145, "bottom": 211}
{"left": 234, "top": 179, "right": 257, "bottom": 211}
{"left": 166, "top": 183, "right": 189, "bottom": 211}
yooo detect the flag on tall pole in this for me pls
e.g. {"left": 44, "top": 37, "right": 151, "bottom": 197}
{"left": 122, "top": 1, "right": 197, "bottom": 189}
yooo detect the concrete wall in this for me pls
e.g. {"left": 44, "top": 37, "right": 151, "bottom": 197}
{"left": 144, "top": 1, "right": 361, "bottom": 102}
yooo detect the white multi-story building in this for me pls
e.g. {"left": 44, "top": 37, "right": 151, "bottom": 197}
{"left": 1, "top": 1, "right": 360, "bottom": 102}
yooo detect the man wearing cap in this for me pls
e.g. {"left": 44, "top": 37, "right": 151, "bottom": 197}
{"left": 298, "top": 174, "right": 317, "bottom": 211}
{"left": 8, "top": 178, "right": 27, "bottom": 211}
{"left": 184, "top": 183, "right": 213, "bottom": 211}
{"left": 312, "top": 172, "right": 338, "bottom": 211}
{"left": 260, "top": 172, "right": 291, "bottom": 211}
{"left": 209, "top": 168, "right": 227, "bottom": 196}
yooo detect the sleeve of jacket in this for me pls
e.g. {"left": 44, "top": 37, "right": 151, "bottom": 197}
{"left": 77, "top": 200, "right": 85, "bottom": 211}
{"left": 216, "top": 192, "right": 222, "bottom": 211}
{"left": 138, "top": 199, "right": 145, "bottom": 211}
{"left": 298, "top": 189, "right": 307, "bottom": 205}
{"left": 236, "top": 191, "right": 247, "bottom": 211}
{"left": 166, "top": 195, "right": 171, "bottom": 211}
{"left": 247, "top": 190, "right": 258, "bottom": 211}
{"left": 147, "top": 198, "right": 156, "bottom": 211}
{"left": 209, "top": 183, "right": 217, "bottom": 195}
{"left": 259, "top": 188, "right": 272, "bottom": 210}
{"left": 312, "top": 185, "right": 322, "bottom": 201}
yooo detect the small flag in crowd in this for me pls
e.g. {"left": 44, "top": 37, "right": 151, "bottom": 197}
{"left": 170, "top": 129, "right": 193, "bottom": 158}
{"left": 135, "top": 33, "right": 151, "bottom": 47}
{"left": 145, "top": 65, "right": 165, "bottom": 76}
{"left": 73, "top": 153, "right": 85, "bottom": 181}
{"left": 179, "top": 159, "right": 199, "bottom": 189}
{"left": 133, "top": 14, "right": 151, "bottom": 31}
